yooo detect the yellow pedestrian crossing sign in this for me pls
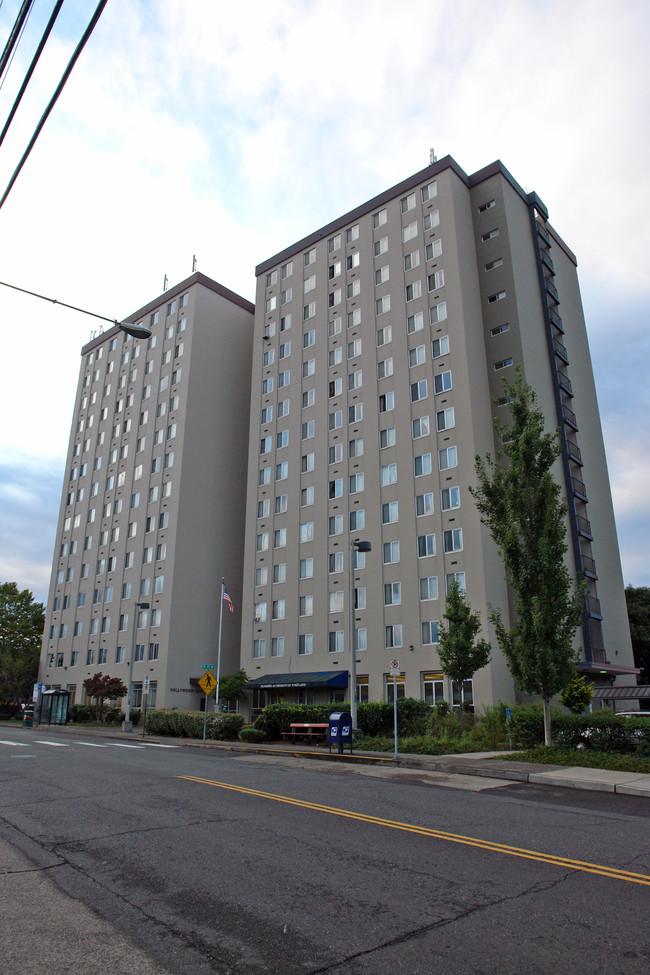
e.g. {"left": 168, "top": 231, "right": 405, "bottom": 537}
{"left": 198, "top": 672, "right": 217, "bottom": 695}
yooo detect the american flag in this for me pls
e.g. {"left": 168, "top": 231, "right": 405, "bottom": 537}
{"left": 222, "top": 584, "right": 234, "bottom": 613}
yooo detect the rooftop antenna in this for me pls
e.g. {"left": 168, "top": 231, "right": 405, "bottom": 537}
{"left": 163, "top": 274, "right": 168, "bottom": 292}
{"left": 429, "top": 147, "right": 437, "bottom": 165}
{"left": 192, "top": 254, "right": 197, "bottom": 273}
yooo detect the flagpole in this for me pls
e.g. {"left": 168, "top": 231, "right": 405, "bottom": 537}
{"left": 215, "top": 577, "right": 225, "bottom": 713}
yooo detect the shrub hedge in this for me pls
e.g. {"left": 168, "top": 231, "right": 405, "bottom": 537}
{"left": 67, "top": 703, "right": 139, "bottom": 725}
{"left": 508, "top": 705, "right": 650, "bottom": 753}
{"left": 252, "top": 698, "right": 432, "bottom": 741}
{"left": 145, "top": 709, "right": 244, "bottom": 740}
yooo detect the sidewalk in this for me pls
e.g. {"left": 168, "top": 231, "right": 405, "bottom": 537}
{"left": 4, "top": 721, "right": 650, "bottom": 797}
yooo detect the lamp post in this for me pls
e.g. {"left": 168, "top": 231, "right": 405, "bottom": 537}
{"left": 122, "top": 601, "right": 149, "bottom": 731}
{"left": 349, "top": 539, "right": 371, "bottom": 729}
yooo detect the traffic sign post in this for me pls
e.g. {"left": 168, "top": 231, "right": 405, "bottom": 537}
{"left": 199, "top": 671, "right": 218, "bottom": 741}
{"left": 390, "top": 659, "right": 400, "bottom": 759}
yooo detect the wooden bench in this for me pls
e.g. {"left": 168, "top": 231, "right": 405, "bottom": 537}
{"left": 281, "top": 722, "right": 329, "bottom": 743}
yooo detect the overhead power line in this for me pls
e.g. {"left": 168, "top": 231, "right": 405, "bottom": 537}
{"left": 0, "top": 0, "right": 66, "bottom": 150}
{"left": 0, "top": 0, "right": 109, "bottom": 213}
{"left": 0, "top": 0, "right": 35, "bottom": 84}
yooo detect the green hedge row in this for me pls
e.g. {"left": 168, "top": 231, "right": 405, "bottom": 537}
{"left": 68, "top": 703, "right": 140, "bottom": 725}
{"left": 509, "top": 705, "right": 650, "bottom": 752}
{"left": 145, "top": 709, "right": 244, "bottom": 740}
{"left": 252, "top": 699, "right": 431, "bottom": 740}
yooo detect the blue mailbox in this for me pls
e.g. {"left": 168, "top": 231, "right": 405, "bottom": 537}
{"left": 328, "top": 711, "right": 353, "bottom": 754}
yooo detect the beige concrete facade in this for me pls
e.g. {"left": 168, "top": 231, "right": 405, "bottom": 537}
{"left": 241, "top": 156, "right": 635, "bottom": 715}
{"left": 39, "top": 273, "right": 254, "bottom": 710}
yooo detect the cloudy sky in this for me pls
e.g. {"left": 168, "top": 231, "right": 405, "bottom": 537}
{"left": 0, "top": 0, "right": 648, "bottom": 604}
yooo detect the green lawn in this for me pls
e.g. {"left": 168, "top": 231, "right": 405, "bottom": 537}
{"left": 497, "top": 747, "right": 650, "bottom": 775}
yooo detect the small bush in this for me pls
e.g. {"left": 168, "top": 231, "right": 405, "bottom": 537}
{"left": 254, "top": 703, "right": 349, "bottom": 741}
{"left": 239, "top": 726, "right": 267, "bottom": 743}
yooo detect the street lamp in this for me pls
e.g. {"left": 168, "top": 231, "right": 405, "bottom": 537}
{"left": 349, "top": 539, "right": 371, "bottom": 729}
{"left": 122, "top": 601, "right": 149, "bottom": 731}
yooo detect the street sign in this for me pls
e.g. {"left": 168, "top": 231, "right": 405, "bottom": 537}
{"left": 143, "top": 675, "right": 150, "bottom": 692}
{"left": 390, "top": 659, "right": 400, "bottom": 676}
{"left": 198, "top": 672, "right": 217, "bottom": 695}
{"left": 202, "top": 664, "right": 215, "bottom": 670}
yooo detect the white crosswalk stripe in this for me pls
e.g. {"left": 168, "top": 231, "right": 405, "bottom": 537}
{"left": 73, "top": 741, "right": 108, "bottom": 747}
{"left": 34, "top": 740, "right": 69, "bottom": 747}
{"left": 0, "top": 740, "right": 30, "bottom": 747}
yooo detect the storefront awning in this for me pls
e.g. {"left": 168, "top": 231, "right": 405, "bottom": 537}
{"left": 592, "top": 685, "right": 650, "bottom": 700}
{"left": 246, "top": 671, "right": 348, "bottom": 690}
{"left": 576, "top": 662, "right": 640, "bottom": 678}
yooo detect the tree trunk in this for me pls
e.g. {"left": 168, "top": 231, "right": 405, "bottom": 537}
{"left": 459, "top": 683, "right": 465, "bottom": 732}
{"left": 542, "top": 697, "right": 552, "bottom": 747}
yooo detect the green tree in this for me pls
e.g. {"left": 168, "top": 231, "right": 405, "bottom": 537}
{"left": 437, "top": 579, "right": 491, "bottom": 730}
{"left": 218, "top": 668, "right": 249, "bottom": 709}
{"left": 470, "top": 373, "right": 584, "bottom": 746}
{"left": 624, "top": 585, "right": 650, "bottom": 687}
{"left": 82, "top": 672, "right": 128, "bottom": 722}
{"left": 0, "top": 582, "right": 44, "bottom": 706}
{"left": 560, "top": 673, "right": 593, "bottom": 714}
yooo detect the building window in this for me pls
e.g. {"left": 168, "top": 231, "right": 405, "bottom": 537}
{"left": 256, "top": 532, "right": 269, "bottom": 552}
{"left": 491, "top": 323, "right": 510, "bottom": 336}
{"left": 281, "top": 260, "right": 293, "bottom": 278}
{"left": 427, "top": 270, "right": 444, "bottom": 292}
{"left": 429, "top": 302, "right": 447, "bottom": 325}
{"left": 299, "top": 557, "right": 314, "bottom": 579}
{"left": 377, "top": 325, "right": 392, "bottom": 346}
{"left": 385, "top": 624, "right": 403, "bottom": 649}
{"left": 301, "top": 485, "right": 314, "bottom": 506}
{"left": 259, "top": 467, "right": 271, "bottom": 486}
{"left": 329, "top": 631, "right": 344, "bottom": 653}
{"left": 404, "top": 250, "right": 420, "bottom": 271}
{"left": 272, "top": 599, "right": 286, "bottom": 620}
{"left": 329, "top": 551, "right": 344, "bottom": 574}
{"left": 380, "top": 463, "right": 397, "bottom": 486}
{"left": 253, "top": 639, "right": 266, "bottom": 659}
{"left": 421, "top": 620, "right": 440, "bottom": 645}
{"left": 274, "top": 528, "right": 287, "bottom": 548}
{"left": 298, "top": 634, "right": 313, "bottom": 655}
{"left": 300, "top": 521, "right": 314, "bottom": 543}
{"left": 436, "top": 407, "right": 455, "bottom": 432}
{"left": 271, "top": 637, "right": 284, "bottom": 658}
{"left": 412, "top": 415, "right": 430, "bottom": 439}
{"left": 383, "top": 541, "right": 400, "bottom": 564}
{"left": 414, "top": 453, "right": 432, "bottom": 476}
{"left": 273, "top": 563, "right": 286, "bottom": 584}
{"left": 426, "top": 239, "right": 442, "bottom": 261}
{"left": 349, "top": 437, "right": 363, "bottom": 458}
{"left": 329, "top": 478, "right": 343, "bottom": 499}
{"left": 446, "top": 571, "right": 466, "bottom": 594}
{"left": 478, "top": 199, "right": 496, "bottom": 212}
{"left": 377, "top": 357, "right": 393, "bottom": 380}
{"left": 432, "top": 335, "right": 449, "bottom": 358}
{"left": 327, "top": 235, "right": 341, "bottom": 253}
{"left": 329, "top": 348, "right": 342, "bottom": 368}
{"left": 379, "top": 427, "right": 396, "bottom": 449}
{"left": 419, "top": 576, "right": 439, "bottom": 600}
{"left": 301, "top": 420, "right": 315, "bottom": 440}
{"left": 328, "top": 515, "right": 343, "bottom": 536}
{"left": 276, "top": 430, "right": 289, "bottom": 449}
{"left": 372, "top": 208, "right": 387, "bottom": 228}
{"left": 434, "top": 370, "right": 452, "bottom": 394}
{"left": 384, "top": 581, "right": 401, "bottom": 605}
{"left": 485, "top": 258, "right": 503, "bottom": 271}
{"left": 494, "top": 357, "right": 514, "bottom": 371}
{"left": 488, "top": 291, "right": 506, "bottom": 304}
{"left": 438, "top": 446, "right": 457, "bottom": 471}
{"left": 301, "top": 453, "right": 314, "bottom": 473}
{"left": 405, "top": 280, "right": 422, "bottom": 302}
{"left": 375, "top": 265, "right": 389, "bottom": 285}
{"left": 378, "top": 391, "right": 394, "bottom": 413}
{"left": 409, "top": 346, "right": 426, "bottom": 368}
{"left": 443, "top": 528, "right": 463, "bottom": 552}
{"left": 278, "top": 342, "right": 290, "bottom": 360}
{"left": 416, "top": 492, "right": 434, "bottom": 516}
{"left": 349, "top": 473, "right": 364, "bottom": 494}
{"left": 348, "top": 404, "right": 363, "bottom": 423}
{"left": 303, "top": 303, "right": 316, "bottom": 321}
{"left": 382, "top": 501, "right": 398, "bottom": 524}
{"left": 376, "top": 295, "right": 390, "bottom": 315}
{"left": 441, "top": 486, "right": 461, "bottom": 510}
{"left": 407, "top": 311, "right": 424, "bottom": 334}
{"left": 349, "top": 509, "right": 365, "bottom": 530}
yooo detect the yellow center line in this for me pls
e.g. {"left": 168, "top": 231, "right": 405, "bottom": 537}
{"left": 178, "top": 775, "right": 650, "bottom": 887}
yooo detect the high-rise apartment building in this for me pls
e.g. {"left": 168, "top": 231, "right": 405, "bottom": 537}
{"left": 241, "top": 155, "right": 635, "bottom": 714}
{"left": 39, "top": 273, "right": 254, "bottom": 710}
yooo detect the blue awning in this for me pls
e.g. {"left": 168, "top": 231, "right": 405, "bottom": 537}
{"left": 246, "top": 671, "right": 348, "bottom": 690}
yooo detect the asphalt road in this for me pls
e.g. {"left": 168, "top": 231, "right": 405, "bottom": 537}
{"left": 1, "top": 727, "right": 649, "bottom": 975}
